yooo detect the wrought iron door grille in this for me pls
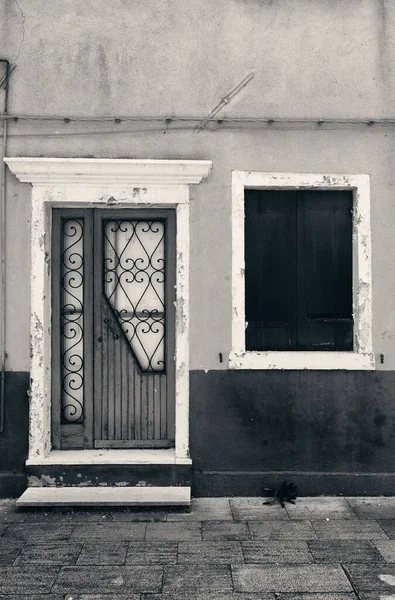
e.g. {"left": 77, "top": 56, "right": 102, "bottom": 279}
{"left": 61, "top": 218, "right": 84, "bottom": 423}
{"left": 103, "top": 220, "right": 166, "bottom": 373}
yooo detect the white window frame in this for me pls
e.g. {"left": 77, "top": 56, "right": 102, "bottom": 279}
{"left": 4, "top": 157, "right": 212, "bottom": 465}
{"left": 230, "top": 171, "right": 375, "bottom": 371}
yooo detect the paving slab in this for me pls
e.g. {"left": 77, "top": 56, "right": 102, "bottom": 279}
{"left": 63, "top": 510, "right": 113, "bottom": 522}
{"left": 178, "top": 541, "right": 244, "bottom": 564}
{"left": 141, "top": 594, "right": 275, "bottom": 600}
{"left": 308, "top": 540, "right": 384, "bottom": 563}
{"left": 273, "top": 595, "right": 357, "bottom": 600}
{"left": 232, "top": 565, "right": 353, "bottom": 593}
{"left": 162, "top": 565, "right": 233, "bottom": 594}
{"left": 242, "top": 541, "right": 313, "bottom": 563}
{"left": 286, "top": 498, "right": 358, "bottom": 520}
{"left": 374, "top": 539, "right": 395, "bottom": 562}
{"left": 249, "top": 520, "right": 317, "bottom": 540}
{"left": 21, "top": 509, "right": 76, "bottom": 523}
{"left": 52, "top": 565, "right": 163, "bottom": 594}
{"left": 109, "top": 508, "right": 168, "bottom": 521}
{"left": 347, "top": 497, "right": 395, "bottom": 519}
{"left": 167, "top": 498, "right": 233, "bottom": 521}
{"left": 344, "top": 563, "right": 395, "bottom": 592}
{"left": 77, "top": 542, "right": 128, "bottom": 565}
{"left": 146, "top": 522, "right": 202, "bottom": 541}
{"left": 0, "top": 565, "right": 59, "bottom": 594}
{"left": 3, "top": 523, "right": 74, "bottom": 542}
{"left": 358, "top": 594, "right": 395, "bottom": 600}
{"left": 0, "top": 541, "right": 24, "bottom": 566}
{"left": 0, "top": 501, "right": 25, "bottom": 524}
{"left": 0, "top": 596, "right": 64, "bottom": 600}
{"left": 202, "top": 520, "right": 250, "bottom": 540}
{"left": 126, "top": 541, "right": 178, "bottom": 564}
{"left": 78, "top": 596, "right": 140, "bottom": 600}
{"left": 230, "top": 498, "right": 289, "bottom": 521}
{"left": 71, "top": 521, "right": 146, "bottom": 541}
{"left": 312, "top": 519, "right": 388, "bottom": 540}
{"left": 379, "top": 520, "right": 395, "bottom": 538}
{"left": 14, "top": 542, "right": 83, "bottom": 565}
{"left": 78, "top": 595, "right": 140, "bottom": 600}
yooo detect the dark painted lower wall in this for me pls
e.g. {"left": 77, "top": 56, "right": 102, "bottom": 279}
{"left": 190, "top": 370, "right": 395, "bottom": 496}
{"left": 0, "top": 372, "right": 29, "bottom": 497}
{"left": 2, "top": 369, "right": 395, "bottom": 497}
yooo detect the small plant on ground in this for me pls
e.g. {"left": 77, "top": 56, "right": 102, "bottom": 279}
{"left": 263, "top": 480, "right": 298, "bottom": 508}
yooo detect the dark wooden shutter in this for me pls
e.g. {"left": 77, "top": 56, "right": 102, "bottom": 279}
{"left": 245, "top": 190, "right": 298, "bottom": 350}
{"left": 244, "top": 189, "right": 353, "bottom": 352}
{"left": 296, "top": 190, "right": 353, "bottom": 351}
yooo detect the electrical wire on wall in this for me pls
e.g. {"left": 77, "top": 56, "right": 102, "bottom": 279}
{"left": 1, "top": 114, "right": 395, "bottom": 127}
{"left": 1, "top": 114, "right": 395, "bottom": 141}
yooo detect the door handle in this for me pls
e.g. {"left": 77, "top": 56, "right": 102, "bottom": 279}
{"left": 103, "top": 317, "right": 120, "bottom": 340}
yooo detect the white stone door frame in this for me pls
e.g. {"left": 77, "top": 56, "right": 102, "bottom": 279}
{"left": 4, "top": 158, "right": 212, "bottom": 465}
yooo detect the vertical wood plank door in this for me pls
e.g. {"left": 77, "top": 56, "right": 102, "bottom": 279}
{"left": 52, "top": 208, "right": 176, "bottom": 450}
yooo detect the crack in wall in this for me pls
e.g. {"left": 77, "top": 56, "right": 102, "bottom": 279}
{"left": 12, "top": 0, "right": 26, "bottom": 67}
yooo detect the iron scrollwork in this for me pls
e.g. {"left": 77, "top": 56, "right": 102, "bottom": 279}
{"left": 61, "top": 218, "right": 84, "bottom": 423}
{"left": 104, "top": 220, "right": 165, "bottom": 372}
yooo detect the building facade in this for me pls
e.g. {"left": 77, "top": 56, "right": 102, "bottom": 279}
{"left": 1, "top": 0, "right": 395, "bottom": 502}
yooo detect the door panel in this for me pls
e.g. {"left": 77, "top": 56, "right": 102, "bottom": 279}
{"left": 52, "top": 208, "right": 175, "bottom": 450}
{"left": 93, "top": 294, "right": 171, "bottom": 448}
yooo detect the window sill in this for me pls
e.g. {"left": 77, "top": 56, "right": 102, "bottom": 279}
{"left": 229, "top": 351, "right": 375, "bottom": 370}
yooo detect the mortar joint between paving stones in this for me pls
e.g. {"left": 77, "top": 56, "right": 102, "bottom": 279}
{"left": 308, "top": 518, "right": 320, "bottom": 540}
{"left": 74, "top": 538, "right": 85, "bottom": 565}
{"left": 47, "top": 565, "right": 62, "bottom": 594}
{"left": 341, "top": 563, "right": 362, "bottom": 600}
{"left": 228, "top": 498, "right": 236, "bottom": 521}
{"left": 344, "top": 499, "right": 362, "bottom": 520}
{"left": 230, "top": 562, "right": 237, "bottom": 593}
{"left": 377, "top": 520, "right": 391, "bottom": 539}
{"left": 240, "top": 539, "right": 248, "bottom": 562}
{"left": 306, "top": 540, "right": 316, "bottom": 562}
{"left": 283, "top": 502, "right": 293, "bottom": 519}
{"left": 159, "top": 564, "right": 165, "bottom": 594}
{"left": 246, "top": 519, "right": 254, "bottom": 540}
{"left": 11, "top": 540, "right": 25, "bottom": 565}
{"left": 176, "top": 539, "right": 180, "bottom": 564}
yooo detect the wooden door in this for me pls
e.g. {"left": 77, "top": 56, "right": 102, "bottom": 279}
{"left": 51, "top": 208, "right": 176, "bottom": 450}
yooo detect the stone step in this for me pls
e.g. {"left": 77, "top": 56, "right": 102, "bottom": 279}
{"left": 17, "top": 485, "right": 191, "bottom": 507}
{"left": 26, "top": 459, "right": 192, "bottom": 489}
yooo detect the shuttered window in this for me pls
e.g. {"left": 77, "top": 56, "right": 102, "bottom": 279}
{"left": 245, "top": 189, "right": 353, "bottom": 351}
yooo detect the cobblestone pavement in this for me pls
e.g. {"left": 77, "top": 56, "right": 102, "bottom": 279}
{"left": 1, "top": 496, "right": 395, "bottom": 598}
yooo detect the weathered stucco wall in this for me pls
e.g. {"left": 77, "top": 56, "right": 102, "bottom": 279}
{"left": 1, "top": 0, "right": 395, "bottom": 374}
{"left": 1, "top": 0, "right": 395, "bottom": 497}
